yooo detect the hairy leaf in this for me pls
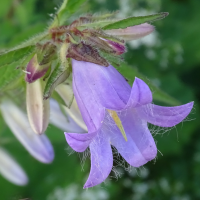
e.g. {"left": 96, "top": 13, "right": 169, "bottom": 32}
{"left": 0, "top": 46, "right": 35, "bottom": 67}
{"left": 102, "top": 12, "right": 169, "bottom": 30}
{"left": 50, "top": 0, "right": 87, "bottom": 28}
{"left": 0, "top": 63, "right": 23, "bottom": 91}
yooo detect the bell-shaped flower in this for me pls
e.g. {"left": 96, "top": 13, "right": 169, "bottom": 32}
{"left": 0, "top": 100, "right": 54, "bottom": 163}
{"left": 26, "top": 79, "right": 50, "bottom": 134}
{"left": 105, "top": 23, "right": 155, "bottom": 41}
{"left": 50, "top": 99, "right": 86, "bottom": 133}
{"left": 0, "top": 148, "right": 28, "bottom": 186}
{"left": 65, "top": 60, "right": 193, "bottom": 188}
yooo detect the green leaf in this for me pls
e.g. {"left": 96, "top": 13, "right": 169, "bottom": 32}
{"left": 50, "top": 0, "right": 87, "bottom": 28}
{"left": 0, "top": 46, "right": 35, "bottom": 67}
{"left": 118, "top": 63, "right": 180, "bottom": 106}
{"left": 0, "top": 63, "right": 23, "bottom": 91}
{"left": 102, "top": 12, "right": 169, "bottom": 30}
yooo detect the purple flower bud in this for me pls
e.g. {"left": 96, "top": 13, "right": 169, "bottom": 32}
{"left": 98, "top": 37, "right": 126, "bottom": 55}
{"left": 25, "top": 54, "right": 50, "bottom": 83}
{"left": 105, "top": 23, "right": 155, "bottom": 41}
{"left": 26, "top": 79, "right": 50, "bottom": 135}
{"left": 0, "top": 148, "right": 28, "bottom": 186}
{"left": 80, "top": 29, "right": 126, "bottom": 55}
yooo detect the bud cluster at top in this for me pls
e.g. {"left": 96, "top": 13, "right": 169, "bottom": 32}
{"left": 25, "top": 13, "right": 155, "bottom": 101}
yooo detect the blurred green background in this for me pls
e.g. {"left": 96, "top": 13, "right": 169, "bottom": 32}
{"left": 0, "top": 0, "right": 200, "bottom": 199}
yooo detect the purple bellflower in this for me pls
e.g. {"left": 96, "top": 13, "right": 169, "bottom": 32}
{"left": 65, "top": 60, "right": 193, "bottom": 188}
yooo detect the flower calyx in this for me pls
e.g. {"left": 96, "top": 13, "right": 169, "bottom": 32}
{"left": 66, "top": 42, "right": 109, "bottom": 67}
{"left": 75, "top": 29, "right": 126, "bottom": 55}
{"left": 25, "top": 42, "right": 57, "bottom": 83}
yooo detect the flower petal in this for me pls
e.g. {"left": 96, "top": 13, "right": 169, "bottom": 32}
{"left": 138, "top": 102, "right": 194, "bottom": 127}
{"left": 73, "top": 72, "right": 105, "bottom": 132}
{"left": 1, "top": 101, "right": 54, "bottom": 163}
{"left": 84, "top": 132, "right": 113, "bottom": 188}
{"left": 65, "top": 131, "right": 97, "bottom": 152}
{"left": 0, "top": 148, "right": 28, "bottom": 186}
{"left": 50, "top": 99, "right": 85, "bottom": 133}
{"left": 108, "top": 109, "right": 157, "bottom": 167}
{"left": 125, "top": 77, "right": 152, "bottom": 108}
{"left": 72, "top": 60, "right": 131, "bottom": 110}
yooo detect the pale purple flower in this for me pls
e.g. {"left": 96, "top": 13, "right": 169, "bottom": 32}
{"left": 50, "top": 99, "right": 86, "bottom": 133}
{"left": 0, "top": 148, "right": 28, "bottom": 186}
{"left": 65, "top": 60, "right": 193, "bottom": 188}
{"left": 105, "top": 23, "right": 155, "bottom": 41}
{"left": 0, "top": 100, "right": 54, "bottom": 163}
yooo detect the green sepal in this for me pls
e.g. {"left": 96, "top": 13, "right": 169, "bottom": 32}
{"left": 43, "top": 65, "right": 52, "bottom": 81}
{"left": 99, "top": 50, "right": 124, "bottom": 67}
{"left": 55, "top": 76, "right": 74, "bottom": 108}
{"left": 92, "top": 11, "right": 118, "bottom": 20}
{"left": 78, "top": 20, "right": 114, "bottom": 30}
{"left": 43, "top": 62, "right": 71, "bottom": 100}
{"left": 36, "top": 42, "right": 57, "bottom": 65}
{"left": 102, "top": 12, "right": 169, "bottom": 30}
{"left": 51, "top": 90, "right": 67, "bottom": 107}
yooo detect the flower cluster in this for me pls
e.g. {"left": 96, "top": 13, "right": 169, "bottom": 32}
{"left": 0, "top": 10, "right": 193, "bottom": 188}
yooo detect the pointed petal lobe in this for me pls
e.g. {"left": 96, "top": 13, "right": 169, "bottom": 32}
{"left": 65, "top": 131, "right": 97, "bottom": 152}
{"left": 84, "top": 131, "right": 113, "bottom": 188}
{"left": 139, "top": 102, "right": 194, "bottom": 127}
{"left": 125, "top": 77, "right": 152, "bottom": 108}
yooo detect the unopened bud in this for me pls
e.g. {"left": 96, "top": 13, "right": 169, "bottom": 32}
{"left": 0, "top": 101, "right": 54, "bottom": 163}
{"left": 26, "top": 79, "right": 50, "bottom": 134}
{"left": 98, "top": 37, "right": 125, "bottom": 55}
{"left": 66, "top": 42, "right": 109, "bottom": 67}
{"left": 25, "top": 54, "right": 50, "bottom": 83}
{"left": 81, "top": 29, "right": 126, "bottom": 55}
{"left": 105, "top": 23, "right": 155, "bottom": 41}
{"left": 0, "top": 148, "right": 28, "bottom": 186}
